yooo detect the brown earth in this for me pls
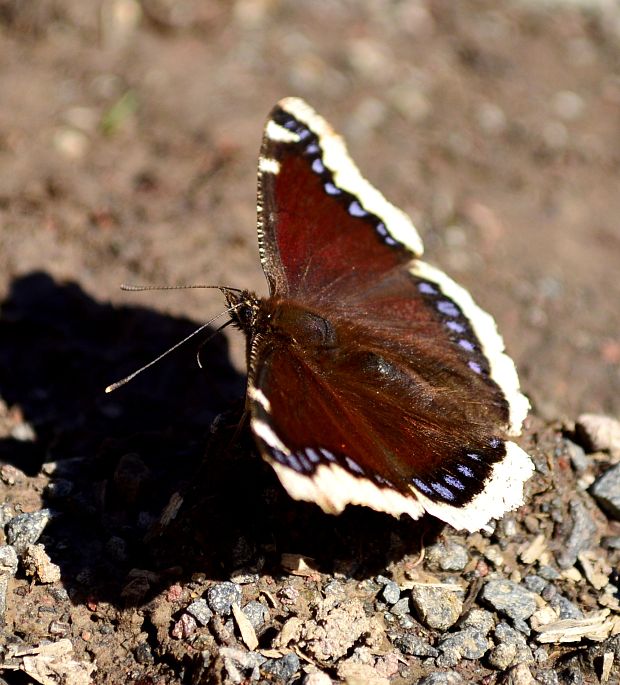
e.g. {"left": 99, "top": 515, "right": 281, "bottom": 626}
{"left": 1, "top": 1, "right": 620, "bottom": 684}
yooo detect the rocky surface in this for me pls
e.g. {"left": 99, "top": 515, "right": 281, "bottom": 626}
{"left": 1, "top": 1, "right": 620, "bottom": 684}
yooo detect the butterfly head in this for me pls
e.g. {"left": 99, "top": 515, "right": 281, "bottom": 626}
{"left": 224, "top": 288, "right": 262, "bottom": 333}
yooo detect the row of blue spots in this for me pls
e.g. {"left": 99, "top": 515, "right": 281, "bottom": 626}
{"left": 272, "top": 444, "right": 368, "bottom": 479}
{"left": 416, "top": 279, "right": 486, "bottom": 376}
{"left": 279, "top": 113, "right": 400, "bottom": 248}
{"left": 410, "top": 450, "right": 487, "bottom": 503}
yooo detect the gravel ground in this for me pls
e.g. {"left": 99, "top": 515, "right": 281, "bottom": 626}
{"left": 1, "top": 1, "right": 620, "bottom": 683}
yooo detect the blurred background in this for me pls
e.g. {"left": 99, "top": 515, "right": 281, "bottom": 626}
{"left": 1, "top": 0, "right": 620, "bottom": 421}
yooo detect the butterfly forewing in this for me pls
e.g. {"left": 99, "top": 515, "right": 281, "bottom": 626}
{"left": 257, "top": 100, "right": 422, "bottom": 300}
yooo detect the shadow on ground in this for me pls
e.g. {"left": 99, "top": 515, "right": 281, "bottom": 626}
{"left": 0, "top": 273, "right": 437, "bottom": 608}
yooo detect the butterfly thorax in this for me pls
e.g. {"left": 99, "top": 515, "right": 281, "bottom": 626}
{"left": 227, "top": 290, "right": 337, "bottom": 351}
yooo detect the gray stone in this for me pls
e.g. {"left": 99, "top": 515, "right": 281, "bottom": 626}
{"left": 535, "top": 668, "right": 560, "bottom": 685}
{"left": 207, "top": 582, "right": 242, "bottom": 616}
{"left": 549, "top": 595, "right": 583, "bottom": 620}
{"left": 410, "top": 584, "right": 464, "bottom": 630}
{"left": 5, "top": 509, "right": 52, "bottom": 554}
{"left": 220, "top": 647, "right": 266, "bottom": 683}
{"left": 262, "top": 653, "right": 300, "bottom": 682}
{"left": 492, "top": 622, "right": 533, "bottom": 666}
{"left": 0, "top": 503, "right": 15, "bottom": 528}
{"left": 523, "top": 575, "right": 547, "bottom": 594}
{"left": 512, "top": 618, "right": 531, "bottom": 636}
{"left": 418, "top": 671, "right": 465, "bottom": 685}
{"left": 460, "top": 608, "right": 495, "bottom": 635}
{"left": 556, "top": 497, "right": 599, "bottom": 569}
{"left": 488, "top": 641, "right": 518, "bottom": 670}
{"left": 243, "top": 600, "right": 269, "bottom": 630}
{"left": 0, "top": 573, "right": 8, "bottom": 619}
{"left": 186, "top": 598, "right": 213, "bottom": 626}
{"left": 591, "top": 463, "right": 620, "bottom": 520}
{"left": 0, "top": 545, "right": 19, "bottom": 576}
{"left": 480, "top": 580, "right": 538, "bottom": 623}
{"left": 564, "top": 440, "right": 589, "bottom": 473}
{"left": 436, "top": 628, "right": 490, "bottom": 667}
{"left": 381, "top": 581, "right": 400, "bottom": 605}
{"left": 426, "top": 539, "right": 469, "bottom": 571}
{"left": 392, "top": 633, "right": 438, "bottom": 657}
{"left": 390, "top": 597, "right": 410, "bottom": 616}
{"left": 538, "top": 565, "right": 560, "bottom": 581}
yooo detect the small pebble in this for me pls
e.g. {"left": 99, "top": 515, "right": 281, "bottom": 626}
{"left": 410, "top": 584, "right": 464, "bottom": 630}
{"left": 538, "top": 565, "right": 560, "bottom": 581}
{"left": 207, "top": 582, "right": 242, "bottom": 616}
{"left": 563, "top": 440, "right": 589, "bottom": 473}
{"left": 590, "top": 463, "right": 620, "bottom": 520}
{"left": 503, "top": 663, "right": 537, "bottom": 685}
{"left": 523, "top": 575, "right": 547, "bottom": 594}
{"left": 22, "top": 544, "right": 61, "bottom": 584}
{"left": 262, "top": 652, "right": 300, "bottom": 682}
{"left": 171, "top": 613, "right": 197, "bottom": 639}
{"left": 460, "top": 609, "right": 495, "bottom": 635}
{"left": 302, "top": 673, "right": 332, "bottom": 685}
{"left": 480, "top": 580, "right": 538, "bottom": 623}
{"left": 391, "top": 633, "right": 438, "bottom": 657}
{"left": 390, "top": 597, "right": 410, "bottom": 617}
{"left": 186, "top": 599, "right": 213, "bottom": 626}
{"left": 0, "top": 545, "right": 19, "bottom": 576}
{"left": 436, "top": 628, "right": 490, "bottom": 667}
{"left": 576, "top": 414, "right": 620, "bottom": 453}
{"left": 549, "top": 595, "right": 583, "bottom": 620}
{"left": 535, "top": 667, "right": 560, "bottom": 685}
{"left": 0, "top": 574, "right": 9, "bottom": 618}
{"left": 6, "top": 509, "right": 52, "bottom": 554}
{"left": 492, "top": 622, "right": 533, "bottom": 665}
{"left": 488, "top": 641, "right": 518, "bottom": 670}
{"left": 134, "top": 641, "right": 154, "bottom": 665}
{"left": 242, "top": 600, "right": 269, "bottom": 630}
{"left": 381, "top": 581, "right": 400, "bottom": 605}
{"left": 230, "top": 570, "right": 259, "bottom": 585}
{"left": 0, "top": 503, "right": 15, "bottom": 527}
{"left": 220, "top": 646, "right": 266, "bottom": 682}
{"left": 425, "top": 539, "right": 469, "bottom": 571}
{"left": 49, "top": 620, "right": 71, "bottom": 637}
{"left": 555, "top": 498, "right": 598, "bottom": 569}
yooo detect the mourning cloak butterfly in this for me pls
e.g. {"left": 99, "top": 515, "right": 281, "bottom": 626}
{"left": 226, "top": 97, "right": 533, "bottom": 532}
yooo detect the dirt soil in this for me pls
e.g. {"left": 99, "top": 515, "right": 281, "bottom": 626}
{"left": 1, "top": 1, "right": 620, "bottom": 684}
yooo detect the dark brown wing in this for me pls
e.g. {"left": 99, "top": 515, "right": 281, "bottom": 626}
{"left": 249, "top": 98, "right": 532, "bottom": 531}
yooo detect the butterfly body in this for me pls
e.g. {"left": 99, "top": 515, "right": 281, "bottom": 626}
{"left": 229, "top": 98, "right": 534, "bottom": 532}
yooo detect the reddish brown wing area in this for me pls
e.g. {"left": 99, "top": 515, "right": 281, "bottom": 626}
{"left": 250, "top": 269, "right": 510, "bottom": 507}
{"left": 258, "top": 106, "right": 412, "bottom": 299}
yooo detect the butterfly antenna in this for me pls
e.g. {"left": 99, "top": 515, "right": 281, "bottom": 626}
{"left": 120, "top": 284, "right": 244, "bottom": 293}
{"left": 105, "top": 305, "right": 240, "bottom": 393}
{"left": 196, "top": 319, "right": 235, "bottom": 369}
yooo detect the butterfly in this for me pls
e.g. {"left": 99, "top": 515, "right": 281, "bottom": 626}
{"left": 224, "top": 97, "right": 534, "bottom": 532}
